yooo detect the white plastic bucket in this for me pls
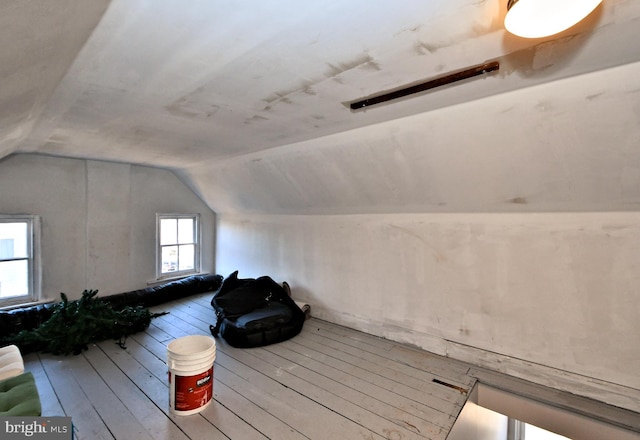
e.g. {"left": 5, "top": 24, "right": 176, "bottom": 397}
{"left": 167, "top": 335, "right": 216, "bottom": 415}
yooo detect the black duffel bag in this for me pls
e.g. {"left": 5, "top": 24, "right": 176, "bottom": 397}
{"left": 210, "top": 271, "right": 305, "bottom": 348}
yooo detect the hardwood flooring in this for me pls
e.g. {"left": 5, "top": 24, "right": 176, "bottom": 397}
{"left": 23, "top": 292, "right": 476, "bottom": 440}
{"left": 23, "top": 292, "right": 640, "bottom": 439}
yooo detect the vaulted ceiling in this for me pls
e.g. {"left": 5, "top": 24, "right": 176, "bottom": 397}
{"left": 2, "top": 0, "right": 640, "bottom": 214}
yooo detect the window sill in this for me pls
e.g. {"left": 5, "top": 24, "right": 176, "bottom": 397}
{"left": 147, "top": 272, "right": 209, "bottom": 286}
{"left": 0, "top": 298, "right": 56, "bottom": 312}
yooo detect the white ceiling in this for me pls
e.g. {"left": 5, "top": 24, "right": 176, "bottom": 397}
{"left": 2, "top": 0, "right": 640, "bottom": 214}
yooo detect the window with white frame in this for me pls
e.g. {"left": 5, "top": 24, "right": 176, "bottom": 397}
{"left": 0, "top": 215, "right": 41, "bottom": 308}
{"left": 157, "top": 214, "right": 200, "bottom": 279}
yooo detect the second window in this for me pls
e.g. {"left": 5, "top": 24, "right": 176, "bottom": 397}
{"left": 157, "top": 214, "right": 200, "bottom": 279}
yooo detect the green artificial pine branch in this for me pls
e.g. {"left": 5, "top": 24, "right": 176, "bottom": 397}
{"left": 1, "top": 289, "right": 167, "bottom": 355}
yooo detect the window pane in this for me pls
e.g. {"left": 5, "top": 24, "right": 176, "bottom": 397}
{"left": 178, "top": 244, "right": 194, "bottom": 271}
{"left": 160, "top": 219, "right": 177, "bottom": 245}
{"left": 161, "top": 245, "right": 178, "bottom": 273}
{"left": 177, "top": 218, "right": 194, "bottom": 244}
{"left": 157, "top": 214, "right": 199, "bottom": 279}
{"left": 0, "top": 260, "right": 29, "bottom": 298}
{"left": 0, "top": 222, "right": 28, "bottom": 259}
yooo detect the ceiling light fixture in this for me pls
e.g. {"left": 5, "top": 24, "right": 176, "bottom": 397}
{"left": 504, "top": 0, "right": 603, "bottom": 38}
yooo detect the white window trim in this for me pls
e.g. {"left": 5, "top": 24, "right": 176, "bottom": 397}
{"left": 156, "top": 213, "right": 201, "bottom": 281}
{"left": 0, "top": 214, "right": 42, "bottom": 308}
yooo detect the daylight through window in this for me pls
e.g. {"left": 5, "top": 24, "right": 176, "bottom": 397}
{"left": 157, "top": 214, "right": 200, "bottom": 278}
{"left": 0, "top": 215, "right": 40, "bottom": 307}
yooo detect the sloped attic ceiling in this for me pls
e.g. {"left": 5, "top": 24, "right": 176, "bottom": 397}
{"left": 2, "top": 0, "right": 640, "bottom": 214}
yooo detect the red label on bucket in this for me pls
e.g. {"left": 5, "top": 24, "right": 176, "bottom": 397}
{"left": 173, "top": 366, "right": 214, "bottom": 411}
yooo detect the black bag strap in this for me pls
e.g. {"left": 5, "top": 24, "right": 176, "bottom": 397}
{"left": 209, "top": 309, "right": 225, "bottom": 336}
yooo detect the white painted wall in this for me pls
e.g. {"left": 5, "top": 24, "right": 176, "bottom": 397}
{"left": 0, "top": 154, "right": 215, "bottom": 300}
{"left": 216, "top": 212, "right": 640, "bottom": 405}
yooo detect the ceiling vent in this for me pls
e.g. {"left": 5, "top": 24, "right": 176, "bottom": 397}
{"left": 349, "top": 60, "right": 500, "bottom": 110}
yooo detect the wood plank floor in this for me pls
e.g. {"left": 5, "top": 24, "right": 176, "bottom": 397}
{"left": 23, "top": 292, "right": 476, "bottom": 440}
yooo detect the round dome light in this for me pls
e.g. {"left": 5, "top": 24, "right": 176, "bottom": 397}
{"left": 505, "top": 0, "right": 604, "bottom": 38}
